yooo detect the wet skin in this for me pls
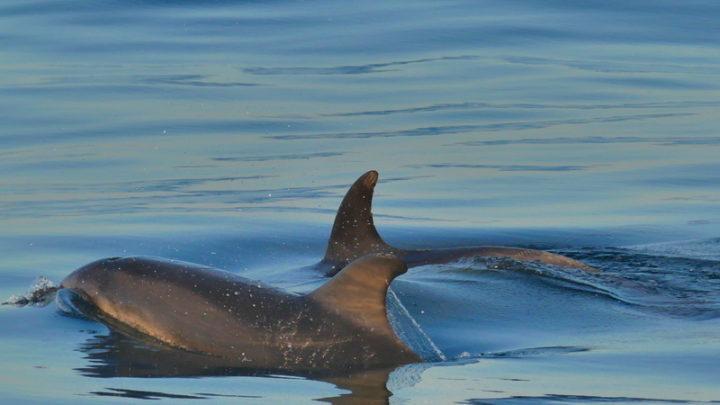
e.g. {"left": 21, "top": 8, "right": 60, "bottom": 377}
{"left": 61, "top": 253, "right": 420, "bottom": 372}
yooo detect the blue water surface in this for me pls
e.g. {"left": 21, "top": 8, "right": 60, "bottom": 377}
{"left": 1, "top": 0, "right": 719, "bottom": 403}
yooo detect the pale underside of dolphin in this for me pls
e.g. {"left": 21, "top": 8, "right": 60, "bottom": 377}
{"left": 319, "top": 170, "right": 596, "bottom": 276}
{"left": 60, "top": 253, "right": 421, "bottom": 372}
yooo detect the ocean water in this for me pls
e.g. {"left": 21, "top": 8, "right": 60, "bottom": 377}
{"left": 1, "top": 0, "right": 719, "bottom": 403}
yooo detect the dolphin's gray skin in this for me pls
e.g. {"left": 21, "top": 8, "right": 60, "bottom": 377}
{"left": 60, "top": 253, "right": 421, "bottom": 371}
{"left": 319, "top": 170, "right": 596, "bottom": 276}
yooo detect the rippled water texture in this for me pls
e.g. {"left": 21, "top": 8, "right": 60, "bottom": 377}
{"left": 1, "top": 0, "right": 719, "bottom": 404}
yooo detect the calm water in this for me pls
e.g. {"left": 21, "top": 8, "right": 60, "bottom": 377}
{"left": 1, "top": 0, "right": 719, "bottom": 403}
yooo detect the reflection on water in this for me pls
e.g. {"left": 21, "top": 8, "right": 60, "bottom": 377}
{"left": 79, "top": 331, "right": 400, "bottom": 405}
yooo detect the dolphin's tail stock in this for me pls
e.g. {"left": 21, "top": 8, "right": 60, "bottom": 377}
{"left": 322, "top": 170, "right": 597, "bottom": 274}
{"left": 321, "top": 170, "right": 398, "bottom": 275}
{"left": 2, "top": 277, "right": 59, "bottom": 307}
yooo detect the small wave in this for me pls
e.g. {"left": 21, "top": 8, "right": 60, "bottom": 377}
{"left": 431, "top": 256, "right": 633, "bottom": 305}
{"left": 420, "top": 250, "right": 720, "bottom": 321}
{"left": 553, "top": 247, "right": 720, "bottom": 320}
{"left": 629, "top": 238, "right": 720, "bottom": 262}
{"left": 2, "top": 277, "right": 58, "bottom": 307}
{"left": 455, "top": 346, "right": 589, "bottom": 361}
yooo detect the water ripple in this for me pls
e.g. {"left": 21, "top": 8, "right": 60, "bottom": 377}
{"left": 454, "top": 136, "right": 720, "bottom": 147}
{"left": 139, "top": 74, "right": 262, "bottom": 87}
{"left": 503, "top": 56, "right": 720, "bottom": 75}
{"left": 406, "top": 164, "right": 593, "bottom": 172}
{"left": 242, "top": 55, "right": 478, "bottom": 76}
{"left": 213, "top": 152, "right": 346, "bottom": 162}
{"left": 267, "top": 113, "right": 692, "bottom": 140}
{"left": 326, "top": 101, "right": 720, "bottom": 118}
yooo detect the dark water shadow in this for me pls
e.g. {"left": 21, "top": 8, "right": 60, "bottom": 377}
{"left": 77, "top": 331, "right": 400, "bottom": 405}
{"left": 89, "top": 388, "right": 207, "bottom": 400}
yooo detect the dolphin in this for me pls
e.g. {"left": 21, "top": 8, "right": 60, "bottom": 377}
{"left": 319, "top": 170, "right": 596, "bottom": 276}
{"left": 59, "top": 253, "right": 421, "bottom": 371}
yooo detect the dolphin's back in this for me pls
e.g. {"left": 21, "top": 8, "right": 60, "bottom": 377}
{"left": 62, "top": 257, "right": 297, "bottom": 357}
{"left": 61, "top": 255, "right": 420, "bottom": 370}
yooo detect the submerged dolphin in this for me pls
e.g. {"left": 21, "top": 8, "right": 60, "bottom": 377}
{"left": 319, "top": 171, "right": 595, "bottom": 276}
{"left": 59, "top": 253, "right": 421, "bottom": 371}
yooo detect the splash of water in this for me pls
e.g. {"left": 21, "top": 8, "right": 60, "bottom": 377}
{"left": 2, "top": 277, "right": 58, "bottom": 307}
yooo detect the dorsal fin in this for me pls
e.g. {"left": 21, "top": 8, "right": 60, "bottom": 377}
{"left": 322, "top": 171, "right": 395, "bottom": 270}
{"left": 309, "top": 253, "right": 406, "bottom": 337}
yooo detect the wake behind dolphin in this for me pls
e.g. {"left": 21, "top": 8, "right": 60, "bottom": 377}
{"left": 319, "top": 170, "right": 595, "bottom": 276}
